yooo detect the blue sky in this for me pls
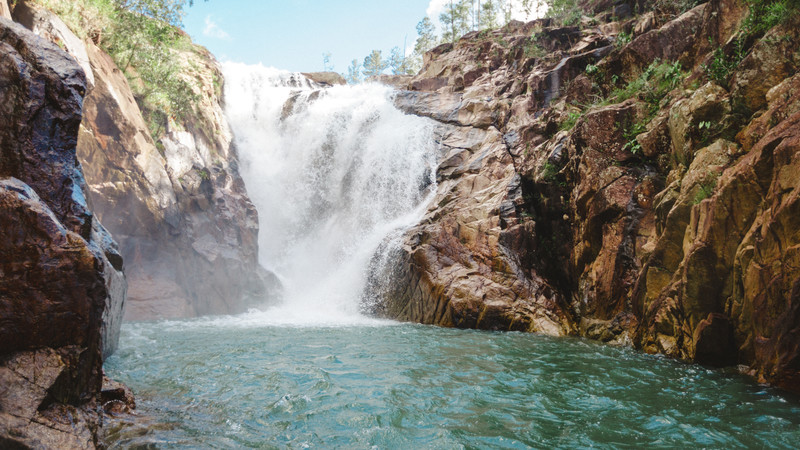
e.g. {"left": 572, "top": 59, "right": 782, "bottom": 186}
{"left": 183, "top": 0, "right": 435, "bottom": 73}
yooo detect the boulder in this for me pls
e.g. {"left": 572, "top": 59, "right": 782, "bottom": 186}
{"left": 0, "top": 16, "right": 126, "bottom": 446}
{"left": 301, "top": 71, "right": 347, "bottom": 86}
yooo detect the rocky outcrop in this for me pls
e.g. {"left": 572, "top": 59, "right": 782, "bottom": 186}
{"left": 378, "top": 0, "right": 800, "bottom": 393}
{"left": 0, "top": 17, "right": 125, "bottom": 447}
{"left": 301, "top": 71, "right": 347, "bottom": 86}
{"left": 15, "top": 1, "right": 278, "bottom": 320}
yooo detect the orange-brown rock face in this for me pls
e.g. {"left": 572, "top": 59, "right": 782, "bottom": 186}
{"left": 377, "top": 0, "right": 800, "bottom": 392}
{"left": 13, "top": 1, "right": 279, "bottom": 320}
{"left": 0, "top": 17, "right": 125, "bottom": 447}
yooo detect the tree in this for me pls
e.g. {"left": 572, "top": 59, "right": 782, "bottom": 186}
{"left": 479, "top": 0, "right": 499, "bottom": 29}
{"left": 500, "top": 0, "right": 514, "bottom": 24}
{"left": 439, "top": 0, "right": 471, "bottom": 43}
{"left": 323, "top": 52, "right": 333, "bottom": 71}
{"left": 389, "top": 46, "right": 414, "bottom": 75}
{"left": 362, "top": 50, "right": 388, "bottom": 77}
{"left": 345, "top": 59, "right": 362, "bottom": 84}
{"left": 114, "top": 0, "right": 202, "bottom": 26}
{"left": 414, "top": 17, "right": 436, "bottom": 54}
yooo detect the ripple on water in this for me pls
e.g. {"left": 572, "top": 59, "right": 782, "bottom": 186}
{"left": 104, "top": 322, "right": 800, "bottom": 448}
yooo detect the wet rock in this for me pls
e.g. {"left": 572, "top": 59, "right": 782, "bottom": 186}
{"left": 0, "top": 16, "right": 126, "bottom": 446}
{"left": 15, "top": 4, "right": 279, "bottom": 320}
{"left": 101, "top": 376, "right": 135, "bottom": 415}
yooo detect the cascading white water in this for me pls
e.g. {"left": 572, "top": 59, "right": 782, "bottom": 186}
{"left": 223, "top": 62, "right": 438, "bottom": 325}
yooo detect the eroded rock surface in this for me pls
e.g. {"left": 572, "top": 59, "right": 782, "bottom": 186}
{"left": 14, "top": 1, "right": 279, "bottom": 320}
{"left": 0, "top": 16, "right": 125, "bottom": 447}
{"left": 377, "top": 0, "right": 800, "bottom": 392}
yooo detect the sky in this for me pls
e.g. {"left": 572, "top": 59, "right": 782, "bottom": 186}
{"left": 184, "top": 0, "right": 434, "bottom": 73}
{"left": 183, "top": 0, "right": 534, "bottom": 73}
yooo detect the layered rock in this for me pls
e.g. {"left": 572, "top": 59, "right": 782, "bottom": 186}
{"left": 378, "top": 0, "right": 800, "bottom": 392}
{"left": 0, "top": 17, "right": 125, "bottom": 447}
{"left": 14, "top": 0, "right": 278, "bottom": 320}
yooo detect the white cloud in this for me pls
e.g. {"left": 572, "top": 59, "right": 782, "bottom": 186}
{"left": 203, "top": 15, "right": 231, "bottom": 40}
{"left": 426, "top": 0, "right": 449, "bottom": 19}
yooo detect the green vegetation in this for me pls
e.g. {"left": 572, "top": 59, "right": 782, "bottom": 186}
{"left": 560, "top": 111, "right": 582, "bottom": 131}
{"left": 615, "top": 31, "right": 632, "bottom": 49}
{"left": 622, "top": 119, "right": 647, "bottom": 154}
{"left": 541, "top": 161, "right": 559, "bottom": 182}
{"left": 363, "top": 50, "right": 389, "bottom": 77}
{"left": 546, "top": 0, "right": 583, "bottom": 26}
{"left": 703, "top": 43, "right": 742, "bottom": 85}
{"left": 694, "top": 175, "right": 718, "bottom": 204}
{"left": 38, "top": 0, "right": 203, "bottom": 140}
{"left": 345, "top": 0, "right": 563, "bottom": 82}
{"left": 703, "top": 0, "right": 799, "bottom": 86}
{"left": 608, "top": 60, "right": 684, "bottom": 112}
{"left": 523, "top": 39, "right": 547, "bottom": 59}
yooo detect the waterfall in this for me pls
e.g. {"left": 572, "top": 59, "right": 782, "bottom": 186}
{"left": 222, "top": 62, "right": 438, "bottom": 325}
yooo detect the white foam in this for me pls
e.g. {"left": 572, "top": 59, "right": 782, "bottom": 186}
{"left": 222, "top": 64, "right": 438, "bottom": 326}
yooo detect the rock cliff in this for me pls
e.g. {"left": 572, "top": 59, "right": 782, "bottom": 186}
{"left": 0, "top": 17, "right": 125, "bottom": 447}
{"left": 13, "top": 0, "right": 278, "bottom": 320}
{"left": 379, "top": 0, "right": 800, "bottom": 393}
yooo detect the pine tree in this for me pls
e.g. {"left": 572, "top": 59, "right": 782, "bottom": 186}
{"left": 389, "top": 47, "right": 415, "bottom": 75}
{"left": 362, "top": 50, "right": 388, "bottom": 77}
{"left": 345, "top": 59, "right": 361, "bottom": 84}
{"left": 322, "top": 52, "right": 333, "bottom": 71}
{"left": 411, "top": 16, "right": 436, "bottom": 70}
{"left": 414, "top": 17, "right": 437, "bottom": 55}
{"left": 440, "top": 0, "right": 471, "bottom": 43}
{"left": 479, "top": 0, "right": 499, "bottom": 29}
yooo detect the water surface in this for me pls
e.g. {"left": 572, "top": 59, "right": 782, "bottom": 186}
{"left": 104, "top": 316, "right": 800, "bottom": 448}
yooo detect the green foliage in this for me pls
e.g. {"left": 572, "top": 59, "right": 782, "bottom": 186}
{"left": 546, "top": 0, "right": 583, "bottom": 26}
{"left": 541, "top": 161, "right": 559, "bottom": 182}
{"left": 389, "top": 47, "right": 415, "bottom": 75}
{"left": 39, "top": 0, "right": 202, "bottom": 141}
{"left": 479, "top": 0, "right": 499, "bottom": 30}
{"left": 363, "top": 50, "right": 389, "bottom": 77}
{"left": 702, "top": 40, "right": 744, "bottom": 86}
{"left": 622, "top": 119, "right": 647, "bottom": 154}
{"left": 345, "top": 59, "right": 362, "bottom": 84}
{"left": 693, "top": 175, "right": 718, "bottom": 204}
{"left": 615, "top": 31, "right": 632, "bottom": 49}
{"left": 412, "top": 16, "right": 437, "bottom": 69}
{"left": 524, "top": 39, "right": 547, "bottom": 59}
{"left": 608, "top": 60, "right": 684, "bottom": 112}
{"left": 440, "top": 0, "right": 472, "bottom": 44}
{"left": 560, "top": 111, "right": 581, "bottom": 131}
{"left": 703, "top": 0, "right": 799, "bottom": 85}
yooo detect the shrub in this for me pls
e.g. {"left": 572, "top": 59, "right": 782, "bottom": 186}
{"left": 560, "top": 111, "right": 582, "bottom": 131}
{"left": 38, "top": 0, "right": 201, "bottom": 140}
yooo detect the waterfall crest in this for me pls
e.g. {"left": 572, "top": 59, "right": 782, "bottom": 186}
{"left": 223, "top": 62, "right": 438, "bottom": 325}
